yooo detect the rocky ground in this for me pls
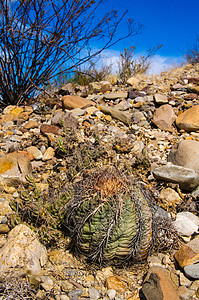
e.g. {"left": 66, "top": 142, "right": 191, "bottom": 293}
{"left": 0, "top": 63, "right": 199, "bottom": 299}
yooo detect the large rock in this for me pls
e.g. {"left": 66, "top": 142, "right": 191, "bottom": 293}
{"left": 176, "top": 105, "right": 199, "bottom": 132}
{"left": 174, "top": 236, "right": 199, "bottom": 268}
{"left": 141, "top": 266, "right": 180, "bottom": 300}
{"left": 168, "top": 140, "right": 199, "bottom": 173}
{"left": 62, "top": 95, "right": 95, "bottom": 110}
{"left": 0, "top": 224, "right": 47, "bottom": 276}
{"left": 0, "top": 152, "right": 32, "bottom": 188}
{"left": 152, "top": 164, "right": 199, "bottom": 191}
{"left": 152, "top": 104, "right": 176, "bottom": 131}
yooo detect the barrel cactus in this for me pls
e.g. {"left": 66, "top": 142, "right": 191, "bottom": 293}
{"left": 65, "top": 166, "right": 154, "bottom": 265}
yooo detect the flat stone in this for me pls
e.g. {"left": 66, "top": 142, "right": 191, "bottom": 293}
{"left": 153, "top": 94, "right": 168, "bottom": 104}
{"left": 88, "top": 288, "right": 100, "bottom": 300}
{"left": 179, "top": 271, "right": 192, "bottom": 286}
{"left": 168, "top": 140, "right": 199, "bottom": 173}
{"left": 176, "top": 212, "right": 199, "bottom": 226}
{"left": 85, "top": 106, "right": 99, "bottom": 115}
{"left": 57, "top": 83, "right": 75, "bottom": 95}
{"left": 104, "top": 91, "right": 128, "bottom": 100}
{"left": 40, "top": 124, "right": 60, "bottom": 135}
{"left": 174, "top": 236, "right": 199, "bottom": 268}
{"left": 40, "top": 276, "right": 54, "bottom": 291}
{"left": 88, "top": 82, "right": 102, "bottom": 93}
{"left": 152, "top": 164, "right": 199, "bottom": 191}
{"left": 184, "top": 263, "right": 199, "bottom": 279}
{"left": 71, "top": 108, "right": 86, "bottom": 116}
{"left": 152, "top": 104, "right": 176, "bottom": 131}
{"left": 176, "top": 105, "right": 199, "bottom": 132}
{"left": 26, "top": 146, "right": 43, "bottom": 160}
{"left": 23, "top": 120, "right": 39, "bottom": 129}
{"left": 62, "top": 95, "right": 95, "bottom": 110}
{"left": 3, "top": 106, "right": 24, "bottom": 121}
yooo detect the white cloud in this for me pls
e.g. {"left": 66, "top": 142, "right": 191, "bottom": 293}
{"left": 146, "top": 55, "right": 185, "bottom": 75}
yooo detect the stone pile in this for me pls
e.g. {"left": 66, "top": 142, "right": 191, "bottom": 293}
{"left": 0, "top": 63, "right": 199, "bottom": 299}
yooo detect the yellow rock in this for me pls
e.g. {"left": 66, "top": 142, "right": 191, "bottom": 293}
{"left": 105, "top": 276, "right": 128, "bottom": 294}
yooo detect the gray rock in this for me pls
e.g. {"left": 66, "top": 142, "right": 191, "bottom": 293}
{"left": 176, "top": 212, "right": 199, "bottom": 226}
{"left": 71, "top": 108, "right": 86, "bottom": 116}
{"left": 68, "top": 290, "right": 83, "bottom": 298}
{"left": 100, "top": 106, "right": 132, "bottom": 126}
{"left": 152, "top": 164, "right": 199, "bottom": 191}
{"left": 173, "top": 213, "right": 198, "bottom": 237}
{"left": 104, "top": 91, "right": 128, "bottom": 100}
{"left": 184, "top": 263, "right": 199, "bottom": 279}
{"left": 57, "top": 83, "right": 75, "bottom": 95}
{"left": 168, "top": 140, "right": 199, "bottom": 174}
{"left": 89, "top": 288, "right": 101, "bottom": 299}
{"left": 51, "top": 110, "right": 65, "bottom": 125}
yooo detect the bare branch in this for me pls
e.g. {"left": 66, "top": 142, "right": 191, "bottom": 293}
{"left": 0, "top": 0, "right": 142, "bottom": 105}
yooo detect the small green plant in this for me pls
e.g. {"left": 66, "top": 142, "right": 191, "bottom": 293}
{"left": 11, "top": 174, "right": 73, "bottom": 246}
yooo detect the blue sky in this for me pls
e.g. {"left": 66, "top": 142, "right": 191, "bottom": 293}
{"left": 96, "top": 0, "right": 199, "bottom": 74}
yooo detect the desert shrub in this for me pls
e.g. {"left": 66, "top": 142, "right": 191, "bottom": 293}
{"left": 185, "top": 35, "right": 199, "bottom": 64}
{"left": 118, "top": 45, "right": 162, "bottom": 83}
{"left": 70, "top": 59, "right": 112, "bottom": 85}
{"left": 0, "top": 0, "right": 141, "bottom": 106}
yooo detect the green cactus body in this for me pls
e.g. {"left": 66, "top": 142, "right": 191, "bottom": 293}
{"left": 66, "top": 167, "right": 153, "bottom": 264}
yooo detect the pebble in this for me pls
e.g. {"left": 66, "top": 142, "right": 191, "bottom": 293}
{"left": 88, "top": 288, "right": 101, "bottom": 299}
{"left": 107, "top": 289, "right": 117, "bottom": 299}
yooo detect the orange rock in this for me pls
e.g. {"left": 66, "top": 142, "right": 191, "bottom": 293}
{"left": 105, "top": 276, "right": 127, "bottom": 294}
{"left": 62, "top": 95, "right": 95, "bottom": 110}
{"left": 176, "top": 105, "right": 199, "bottom": 132}
{"left": 174, "top": 236, "right": 199, "bottom": 268}
{"left": 0, "top": 152, "right": 32, "bottom": 187}
{"left": 142, "top": 266, "right": 180, "bottom": 300}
